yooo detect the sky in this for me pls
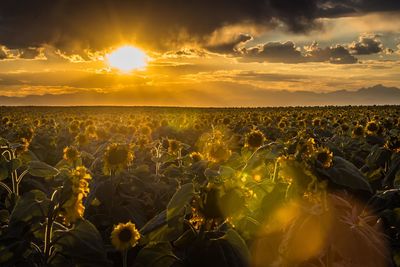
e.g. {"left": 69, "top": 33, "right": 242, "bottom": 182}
{"left": 0, "top": 0, "right": 400, "bottom": 106}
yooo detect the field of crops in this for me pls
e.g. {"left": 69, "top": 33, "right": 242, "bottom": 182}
{"left": 0, "top": 106, "right": 400, "bottom": 267}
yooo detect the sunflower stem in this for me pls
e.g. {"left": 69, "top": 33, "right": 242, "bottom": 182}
{"left": 122, "top": 249, "right": 128, "bottom": 267}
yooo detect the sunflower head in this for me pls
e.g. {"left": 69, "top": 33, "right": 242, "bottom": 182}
{"left": 245, "top": 129, "right": 265, "bottom": 148}
{"left": 190, "top": 152, "right": 203, "bottom": 162}
{"left": 365, "top": 121, "right": 379, "bottom": 135}
{"left": 313, "top": 118, "right": 321, "bottom": 127}
{"left": 341, "top": 123, "right": 349, "bottom": 132}
{"left": 278, "top": 120, "right": 287, "bottom": 129}
{"left": 168, "top": 139, "right": 181, "bottom": 153}
{"left": 352, "top": 125, "right": 364, "bottom": 137}
{"left": 111, "top": 221, "right": 140, "bottom": 251}
{"left": 59, "top": 166, "right": 91, "bottom": 224}
{"left": 63, "top": 146, "right": 80, "bottom": 162}
{"left": 222, "top": 117, "right": 231, "bottom": 125}
{"left": 205, "top": 141, "right": 231, "bottom": 163}
{"left": 140, "top": 125, "right": 152, "bottom": 136}
{"left": 103, "top": 143, "right": 134, "bottom": 175}
{"left": 75, "top": 133, "right": 89, "bottom": 146}
{"left": 313, "top": 147, "right": 333, "bottom": 169}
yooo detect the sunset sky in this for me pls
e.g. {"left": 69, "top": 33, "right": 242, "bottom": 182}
{"left": 0, "top": 0, "right": 400, "bottom": 106}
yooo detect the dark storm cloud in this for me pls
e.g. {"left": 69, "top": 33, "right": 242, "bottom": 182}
{"left": 239, "top": 41, "right": 358, "bottom": 64}
{"left": 317, "top": 0, "right": 400, "bottom": 17}
{"left": 0, "top": 0, "right": 399, "bottom": 53}
{"left": 305, "top": 42, "right": 358, "bottom": 64}
{"left": 241, "top": 41, "right": 304, "bottom": 63}
{"left": 19, "top": 47, "right": 41, "bottom": 59}
{"left": 349, "top": 35, "right": 384, "bottom": 55}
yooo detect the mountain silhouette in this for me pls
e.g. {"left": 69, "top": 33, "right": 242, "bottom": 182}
{"left": 0, "top": 84, "right": 399, "bottom": 106}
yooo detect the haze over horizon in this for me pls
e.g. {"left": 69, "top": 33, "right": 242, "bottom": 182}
{"left": 0, "top": 0, "right": 400, "bottom": 106}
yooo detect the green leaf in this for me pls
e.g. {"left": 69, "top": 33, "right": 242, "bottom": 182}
{"left": 28, "top": 160, "right": 59, "bottom": 178}
{"left": 166, "top": 183, "right": 194, "bottom": 223}
{"left": 9, "top": 190, "right": 49, "bottom": 224}
{"left": 134, "top": 242, "right": 179, "bottom": 267}
{"left": 318, "top": 156, "right": 372, "bottom": 192}
{"left": 221, "top": 229, "right": 251, "bottom": 262}
{"left": 219, "top": 166, "right": 236, "bottom": 180}
{"left": 51, "top": 220, "right": 111, "bottom": 267}
{"left": 11, "top": 159, "right": 21, "bottom": 172}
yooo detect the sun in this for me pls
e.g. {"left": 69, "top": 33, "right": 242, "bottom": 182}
{"left": 106, "top": 45, "right": 148, "bottom": 73}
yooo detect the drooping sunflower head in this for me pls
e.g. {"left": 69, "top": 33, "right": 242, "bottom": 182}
{"left": 385, "top": 136, "right": 400, "bottom": 153}
{"left": 75, "top": 133, "right": 89, "bottom": 146}
{"left": 103, "top": 143, "right": 134, "bottom": 175}
{"left": 63, "top": 146, "right": 80, "bottom": 162}
{"left": 59, "top": 166, "right": 91, "bottom": 224}
{"left": 245, "top": 129, "right": 265, "bottom": 149}
{"left": 111, "top": 221, "right": 140, "bottom": 251}
{"left": 352, "top": 125, "right": 364, "bottom": 137}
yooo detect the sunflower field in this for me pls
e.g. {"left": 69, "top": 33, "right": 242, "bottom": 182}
{"left": 0, "top": 106, "right": 400, "bottom": 267}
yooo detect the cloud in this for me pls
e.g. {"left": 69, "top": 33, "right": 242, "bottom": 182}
{"left": 241, "top": 41, "right": 304, "bottom": 63}
{"left": 305, "top": 42, "right": 358, "bottom": 64}
{"left": 238, "top": 41, "right": 357, "bottom": 64}
{"left": 0, "top": 0, "right": 399, "bottom": 53}
{"left": 0, "top": 46, "right": 8, "bottom": 60}
{"left": 349, "top": 34, "right": 384, "bottom": 55}
{"left": 19, "top": 47, "right": 42, "bottom": 59}
{"left": 206, "top": 33, "right": 253, "bottom": 54}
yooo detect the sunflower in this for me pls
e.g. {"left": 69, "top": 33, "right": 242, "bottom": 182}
{"left": 59, "top": 166, "right": 91, "bottom": 224}
{"left": 245, "top": 129, "right": 265, "bottom": 148}
{"left": 365, "top": 121, "right": 379, "bottom": 135}
{"left": 205, "top": 141, "right": 231, "bottom": 163}
{"left": 190, "top": 151, "right": 203, "bottom": 162}
{"left": 111, "top": 221, "right": 140, "bottom": 251}
{"left": 103, "top": 143, "right": 134, "bottom": 175}
{"left": 352, "top": 125, "right": 364, "bottom": 138}
{"left": 63, "top": 146, "right": 80, "bottom": 162}
{"left": 313, "top": 147, "right": 333, "bottom": 169}
{"left": 168, "top": 139, "right": 181, "bottom": 154}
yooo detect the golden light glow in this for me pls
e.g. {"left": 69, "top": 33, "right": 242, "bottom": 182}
{"left": 106, "top": 45, "right": 148, "bottom": 72}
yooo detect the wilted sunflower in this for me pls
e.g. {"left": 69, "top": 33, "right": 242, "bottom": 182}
{"left": 245, "top": 129, "right": 265, "bottom": 148}
{"left": 111, "top": 221, "right": 140, "bottom": 251}
{"left": 103, "top": 143, "right": 134, "bottom": 175}
{"left": 59, "top": 166, "right": 91, "bottom": 224}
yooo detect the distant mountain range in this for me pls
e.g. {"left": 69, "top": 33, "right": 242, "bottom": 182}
{"left": 0, "top": 84, "right": 399, "bottom": 106}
